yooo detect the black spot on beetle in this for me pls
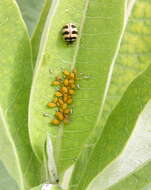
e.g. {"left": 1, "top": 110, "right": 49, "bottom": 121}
{"left": 71, "top": 24, "right": 76, "bottom": 28}
{"left": 71, "top": 37, "right": 77, "bottom": 40}
{"left": 72, "top": 31, "right": 78, "bottom": 34}
{"left": 63, "top": 31, "right": 70, "bottom": 35}
{"left": 62, "top": 25, "right": 68, "bottom": 29}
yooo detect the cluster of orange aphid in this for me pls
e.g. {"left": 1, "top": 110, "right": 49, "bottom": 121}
{"left": 47, "top": 68, "right": 78, "bottom": 125}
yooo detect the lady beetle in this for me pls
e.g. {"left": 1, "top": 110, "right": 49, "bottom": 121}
{"left": 62, "top": 23, "right": 78, "bottom": 44}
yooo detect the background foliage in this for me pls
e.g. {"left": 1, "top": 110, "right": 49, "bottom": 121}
{"left": 0, "top": 0, "right": 151, "bottom": 190}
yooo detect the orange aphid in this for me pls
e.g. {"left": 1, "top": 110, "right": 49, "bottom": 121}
{"left": 51, "top": 119, "right": 60, "bottom": 125}
{"left": 61, "top": 103, "right": 67, "bottom": 110}
{"left": 55, "top": 112, "right": 64, "bottom": 120}
{"left": 63, "top": 70, "right": 70, "bottom": 76}
{"left": 47, "top": 68, "right": 79, "bottom": 125}
{"left": 64, "top": 109, "right": 71, "bottom": 114}
{"left": 51, "top": 81, "right": 60, "bottom": 85}
{"left": 67, "top": 98, "right": 73, "bottom": 104}
{"left": 69, "top": 73, "right": 75, "bottom": 79}
{"left": 68, "top": 79, "right": 74, "bottom": 84}
{"left": 64, "top": 79, "right": 69, "bottom": 86}
{"left": 55, "top": 92, "right": 63, "bottom": 97}
{"left": 69, "top": 89, "right": 75, "bottom": 95}
{"left": 61, "top": 87, "right": 68, "bottom": 94}
{"left": 53, "top": 98, "right": 58, "bottom": 103}
{"left": 58, "top": 98, "right": 64, "bottom": 105}
{"left": 48, "top": 102, "right": 56, "bottom": 108}
{"left": 63, "top": 95, "right": 68, "bottom": 102}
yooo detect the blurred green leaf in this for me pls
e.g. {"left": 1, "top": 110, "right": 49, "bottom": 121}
{"left": 31, "top": 0, "right": 52, "bottom": 65}
{"left": 0, "top": 0, "right": 42, "bottom": 189}
{"left": 0, "top": 161, "right": 19, "bottom": 190}
{"left": 16, "top": 0, "right": 45, "bottom": 35}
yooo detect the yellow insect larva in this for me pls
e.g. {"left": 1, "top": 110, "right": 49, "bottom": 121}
{"left": 55, "top": 92, "right": 63, "bottom": 97}
{"left": 51, "top": 119, "right": 60, "bottom": 125}
{"left": 47, "top": 102, "right": 56, "bottom": 108}
{"left": 55, "top": 112, "right": 64, "bottom": 121}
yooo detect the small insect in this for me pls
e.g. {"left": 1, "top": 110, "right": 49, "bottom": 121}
{"left": 55, "top": 91, "right": 63, "bottom": 97}
{"left": 47, "top": 102, "right": 56, "bottom": 108}
{"left": 51, "top": 81, "right": 60, "bottom": 86}
{"left": 62, "top": 23, "right": 78, "bottom": 44}
{"left": 51, "top": 119, "right": 60, "bottom": 125}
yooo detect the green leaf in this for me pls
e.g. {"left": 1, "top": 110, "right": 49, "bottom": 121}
{"left": 31, "top": 0, "right": 52, "bottom": 65}
{"left": 102, "top": 0, "right": 151, "bottom": 128}
{"left": 69, "top": 0, "right": 151, "bottom": 189}
{"left": 28, "top": 0, "right": 125, "bottom": 177}
{"left": 86, "top": 101, "right": 151, "bottom": 190}
{"left": 69, "top": 53, "right": 151, "bottom": 190}
{"left": 0, "top": 161, "right": 19, "bottom": 190}
{"left": 0, "top": 0, "right": 42, "bottom": 189}
{"left": 16, "top": 0, "right": 45, "bottom": 35}
{"left": 108, "top": 160, "right": 151, "bottom": 190}
{"left": 88, "top": 160, "right": 151, "bottom": 190}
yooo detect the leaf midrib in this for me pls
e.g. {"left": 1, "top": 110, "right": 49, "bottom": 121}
{"left": 71, "top": 0, "right": 90, "bottom": 69}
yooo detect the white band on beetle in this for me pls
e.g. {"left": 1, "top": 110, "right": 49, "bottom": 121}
{"left": 42, "top": 184, "right": 53, "bottom": 190}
